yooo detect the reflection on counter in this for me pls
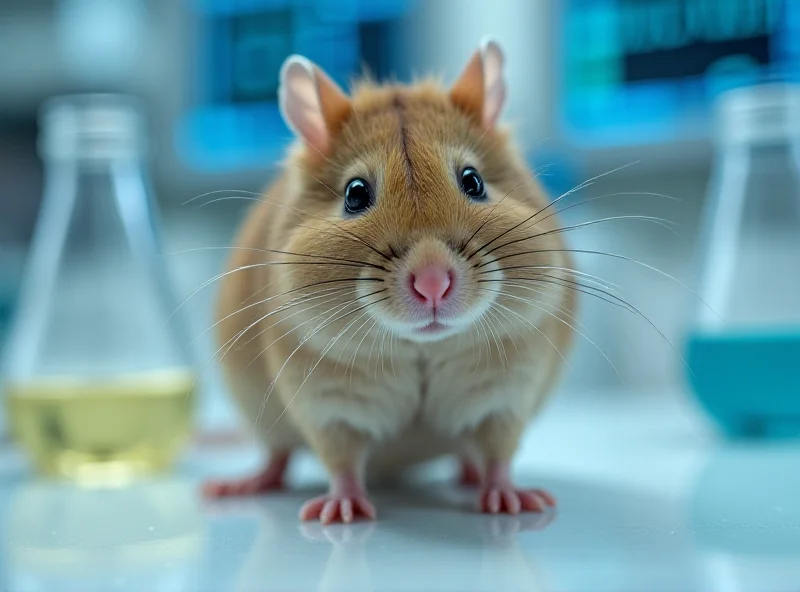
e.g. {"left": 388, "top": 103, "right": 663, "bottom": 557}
{"left": 689, "top": 444, "right": 800, "bottom": 591}
{"left": 1, "top": 477, "right": 204, "bottom": 592}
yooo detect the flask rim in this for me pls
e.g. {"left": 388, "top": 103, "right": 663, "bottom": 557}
{"left": 714, "top": 83, "right": 800, "bottom": 146}
{"left": 38, "top": 93, "right": 148, "bottom": 161}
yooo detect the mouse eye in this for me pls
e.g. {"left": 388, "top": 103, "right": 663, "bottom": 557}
{"left": 344, "top": 178, "right": 373, "bottom": 215}
{"left": 460, "top": 167, "right": 486, "bottom": 201}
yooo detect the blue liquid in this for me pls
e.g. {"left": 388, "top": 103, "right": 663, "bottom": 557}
{"left": 686, "top": 329, "right": 800, "bottom": 439}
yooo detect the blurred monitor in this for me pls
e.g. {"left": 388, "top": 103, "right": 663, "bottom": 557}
{"left": 175, "top": 0, "right": 414, "bottom": 173}
{"left": 557, "top": 0, "right": 800, "bottom": 150}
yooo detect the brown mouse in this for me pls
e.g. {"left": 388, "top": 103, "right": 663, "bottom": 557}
{"left": 203, "top": 38, "right": 576, "bottom": 524}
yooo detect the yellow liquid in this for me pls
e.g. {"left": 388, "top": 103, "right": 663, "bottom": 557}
{"left": 5, "top": 369, "right": 195, "bottom": 484}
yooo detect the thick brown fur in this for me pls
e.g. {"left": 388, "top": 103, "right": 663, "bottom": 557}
{"left": 214, "top": 64, "right": 575, "bottom": 496}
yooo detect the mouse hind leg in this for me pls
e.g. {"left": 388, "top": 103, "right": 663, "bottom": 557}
{"left": 202, "top": 448, "right": 292, "bottom": 497}
{"left": 201, "top": 369, "right": 305, "bottom": 499}
{"left": 458, "top": 456, "right": 482, "bottom": 487}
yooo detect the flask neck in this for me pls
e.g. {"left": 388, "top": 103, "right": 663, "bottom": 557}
{"left": 715, "top": 83, "right": 800, "bottom": 147}
{"left": 38, "top": 94, "right": 146, "bottom": 163}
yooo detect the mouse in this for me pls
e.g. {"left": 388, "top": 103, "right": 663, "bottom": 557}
{"left": 202, "top": 38, "right": 576, "bottom": 524}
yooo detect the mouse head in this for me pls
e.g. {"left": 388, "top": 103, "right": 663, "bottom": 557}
{"left": 277, "top": 40, "right": 570, "bottom": 344}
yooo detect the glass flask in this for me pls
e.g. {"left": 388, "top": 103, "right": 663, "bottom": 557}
{"left": 686, "top": 83, "right": 800, "bottom": 439}
{"left": 1, "top": 95, "right": 196, "bottom": 482}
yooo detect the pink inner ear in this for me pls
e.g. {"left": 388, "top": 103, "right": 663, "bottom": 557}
{"left": 481, "top": 42, "right": 506, "bottom": 129}
{"left": 280, "top": 60, "right": 330, "bottom": 153}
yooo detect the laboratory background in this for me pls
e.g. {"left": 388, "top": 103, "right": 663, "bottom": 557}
{"left": 1, "top": 1, "right": 799, "bottom": 591}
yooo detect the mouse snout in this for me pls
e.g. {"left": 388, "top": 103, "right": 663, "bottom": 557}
{"left": 409, "top": 265, "right": 454, "bottom": 308}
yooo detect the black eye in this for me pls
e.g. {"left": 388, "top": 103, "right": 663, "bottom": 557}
{"left": 344, "top": 178, "right": 373, "bottom": 215}
{"left": 460, "top": 167, "right": 486, "bottom": 200}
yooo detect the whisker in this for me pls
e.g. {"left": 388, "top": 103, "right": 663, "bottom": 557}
{"left": 257, "top": 294, "right": 389, "bottom": 423}
{"left": 491, "top": 273, "right": 694, "bottom": 378}
{"left": 498, "top": 190, "right": 681, "bottom": 245}
{"left": 295, "top": 165, "right": 339, "bottom": 198}
{"left": 482, "top": 286, "right": 623, "bottom": 383}
{"left": 487, "top": 298, "right": 573, "bottom": 376}
{"left": 459, "top": 182, "right": 524, "bottom": 254}
{"left": 181, "top": 188, "right": 263, "bottom": 207}
{"left": 526, "top": 190, "right": 681, "bottom": 230}
{"left": 241, "top": 276, "right": 284, "bottom": 305}
{"left": 368, "top": 321, "right": 388, "bottom": 382}
{"left": 294, "top": 167, "right": 394, "bottom": 262}
{"left": 366, "top": 320, "right": 387, "bottom": 383}
{"left": 223, "top": 288, "right": 359, "bottom": 365}
{"left": 497, "top": 280, "right": 619, "bottom": 372}
{"left": 483, "top": 307, "right": 509, "bottom": 370}
{"left": 263, "top": 296, "right": 390, "bottom": 432}
{"left": 189, "top": 276, "right": 383, "bottom": 345}
{"left": 190, "top": 188, "right": 392, "bottom": 262}
{"left": 468, "top": 322, "right": 479, "bottom": 369}
{"left": 389, "top": 328, "right": 397, "bottom": 377}
{"left": 167, "top": 245, "right": 388, "bottom": 272}
{"left": 487, "top": 302, "right": 526, "bottom": 354}
{"left": 475, "top": 315, "right": 494, "bottom": 373}
{"left": 480, "top": 247, "right": 725, "bottom": 323}
{"left": 235, "top": 288, "right": 359, "bottom": 352}
{"left": 465, "top": 160, "right": 640, "bottom": 261}
{"left": 347, "top": 316, "right": 380, "bottom": 386}
{"left": 297, "top": 141, "right": 348, "bottom": 172}
{"left": 480, "top": 264, "right": 622, "bottom": 292}
{"left": 186, "top": 287, "right": 357, "bottom": 397}
{"left": 484, "top": 306, "right": 515, "bottom": 365}
{"left": 503, "top": 281, "right": 652, "bottom": 372}
{"left": 169, "top": 254, "right": 380, "bottom": 326}
{"left": 480, "top": 275, "right": 631, "bottom": 314}
{"left": 479, "top": 214, "right": 679, "bottom": 261}
{"left": 460, "top": 164, "right": 557, "bottom": 255}
{"left": 378, "top": 324, "right": 390, "bottom": 378}
{"left": 333, "top": 312, "right": 375, "bottom": 376}
{"left": 500, "top": 281, "right": 594, "bottom": 327}
{"left": 247, "top": 290, "right": 387, "bottom": 372}
{"left": 194, "top": 194, "right": 374, "bottom": 249}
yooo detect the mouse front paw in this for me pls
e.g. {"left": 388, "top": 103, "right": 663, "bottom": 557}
{"left": 479, "top": 485, "right": 555, "bottom": 514}
{"left": 299, "top": 471, "right": 376, "bottom": 524}
{"left": 300, "top": 493, "right": 377, "bottom": 524}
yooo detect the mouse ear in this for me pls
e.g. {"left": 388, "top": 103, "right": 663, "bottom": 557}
{"left": 449, "top": 38, "right": 506, "bottom": 130}
{"left": 278, "top": 55, "right": 352, "bottom": 155}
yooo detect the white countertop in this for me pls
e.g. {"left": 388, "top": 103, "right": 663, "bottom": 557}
{"left": 1, "top": 387, "right": 799, "bottom": 592}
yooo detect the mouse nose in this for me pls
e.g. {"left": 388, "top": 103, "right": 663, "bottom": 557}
{"left": 410, "top": 265, "right": 454, "bottom": 308}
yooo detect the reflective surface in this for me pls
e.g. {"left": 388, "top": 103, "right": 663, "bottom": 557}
{"left": 1, "top": 389, "right": 799, "bottom": 592}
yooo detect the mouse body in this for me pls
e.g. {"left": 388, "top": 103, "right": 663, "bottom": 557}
{"left": 204, "top": 40, "right": 575, "bottom": 523}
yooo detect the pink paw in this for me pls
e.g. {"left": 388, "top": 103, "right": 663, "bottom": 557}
{"left": 202, "top": 474, "right": 283, "bottom": 498}
{"left": 202, "top": 451, "right": 290, "bottom": 498}
{"left": 479, "top": 486, "right": 555, "bottom": 515}
{"left": 300, "top": 494, "right": 377, "bottom": 525}
{"left": 458, "top": 460, "right": 482, "bottom": 488}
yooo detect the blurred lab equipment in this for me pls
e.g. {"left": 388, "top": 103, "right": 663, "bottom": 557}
{"left": 1, "top": 95, "right": 197, "bottom": 483}
{"left": 686, "top": 83, "right": 800, "bottom": 438}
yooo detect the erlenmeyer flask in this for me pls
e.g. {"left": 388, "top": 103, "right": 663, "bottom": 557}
{"left": 2, "top": 95, "right": 196, "bottom": 482}
{"left": 686, "top": 83, "right": 800, "bottom": 439}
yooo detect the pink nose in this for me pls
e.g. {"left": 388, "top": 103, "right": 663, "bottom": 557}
{"left": 410, "top": 266, "right": 453, "bottom": 308}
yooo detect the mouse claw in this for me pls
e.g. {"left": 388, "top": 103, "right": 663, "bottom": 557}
{"left": 479, "top": 485, "right": 555, "bottom": 515}
{"left": 201, "top": 450, "right": 291, "bottom": 498}
{"left": 300, "top": 493, "right": 376, "bottom": 525}
{"left": 300, "top": 471, "right": 376, "bottom": 524}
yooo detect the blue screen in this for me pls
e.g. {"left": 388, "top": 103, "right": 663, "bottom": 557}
{"left": 559, "top": 0, "right": 800, "bottom": 148}
{"left": 177, "top": 0, "right": 413, "bottom": 171}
